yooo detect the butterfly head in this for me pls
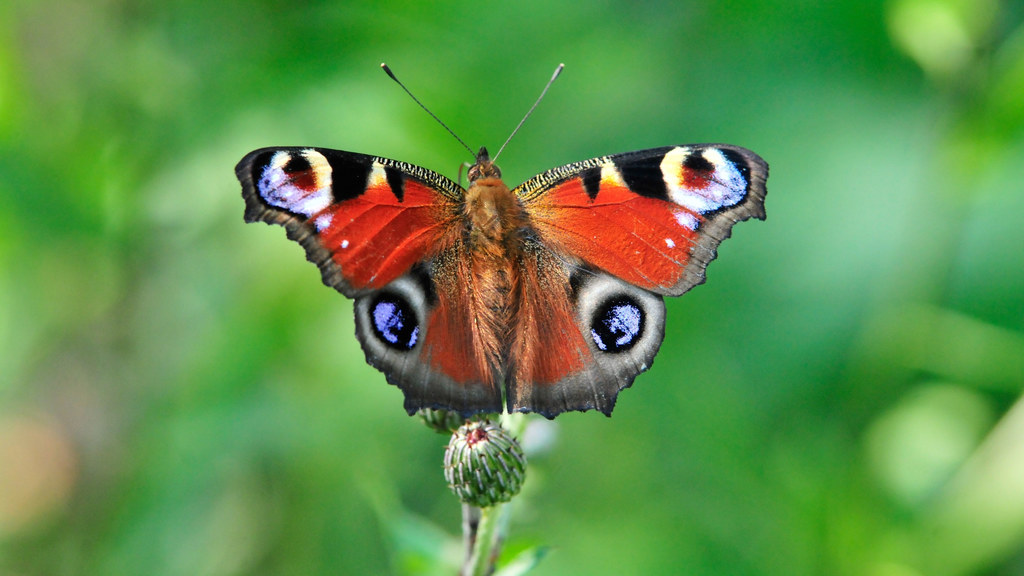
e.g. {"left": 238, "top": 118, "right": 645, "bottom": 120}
{"left": 468, "top": 146, "right": 502, "bottom": 182}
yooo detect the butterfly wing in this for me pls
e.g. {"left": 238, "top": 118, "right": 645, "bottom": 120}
{"left": 517, "top": 144, "right": 768, "bottom": 295}
{"left": 507, "top": 144, "right": 768, "bottom": 416}
{"left": 236, "top": 147, "right": 504, "bottom": 415}
{"left": 237, "top": 147, "right": 467, "bottom": 295}
{"left": 506, "top": 250, "right": 668, "bottom": 417}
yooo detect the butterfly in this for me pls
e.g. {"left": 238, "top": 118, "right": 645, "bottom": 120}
{"left": 236, "top": 140, "right": 767, "bottom": 419}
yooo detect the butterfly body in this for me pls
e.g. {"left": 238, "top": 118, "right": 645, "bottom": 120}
{"left": 453, "top": 149, "right": 524, "bottom": 393}
{"left": 237, "top": 143, "right": 767, "bottom": 418}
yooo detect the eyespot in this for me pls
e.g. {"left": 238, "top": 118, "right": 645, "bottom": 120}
{"left": 369, "top": 293, "right": 420, "bottom": 350}
{"left": 591, "top": 297, "right": 644, "bottom": 352}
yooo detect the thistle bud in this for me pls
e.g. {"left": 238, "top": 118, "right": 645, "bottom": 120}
{"left": 417, "top": 408, "right": 465, "bottom": 434}
{"left": 443, "top": 420, "right": 526, "bottom": 508}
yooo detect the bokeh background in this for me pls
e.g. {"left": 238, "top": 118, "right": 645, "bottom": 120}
{"left": 3, "top": 0, "right": 1024, "bottom": 574}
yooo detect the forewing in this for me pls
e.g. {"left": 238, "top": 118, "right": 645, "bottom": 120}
{"left": 236, "top": 147, "right": 464, "bottom": 296}
{"left": 515, "top": 144, "right": 767, "bottom": 296}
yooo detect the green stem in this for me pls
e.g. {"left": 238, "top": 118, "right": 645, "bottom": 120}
{"left": 464, "top": 502, "right": 503, "bottom": 576}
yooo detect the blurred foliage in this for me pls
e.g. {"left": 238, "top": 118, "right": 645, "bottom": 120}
{"left": 1, "top": 0, "right": 1023, "bottom": 574}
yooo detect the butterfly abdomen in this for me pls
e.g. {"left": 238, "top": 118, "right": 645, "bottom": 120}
{"left": 462, "top": 176, "right": 531, "bottom": 378}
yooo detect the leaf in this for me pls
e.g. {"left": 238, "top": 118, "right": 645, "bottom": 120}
{"left": 493, "top": 546, "right": 551, "bottom": 576}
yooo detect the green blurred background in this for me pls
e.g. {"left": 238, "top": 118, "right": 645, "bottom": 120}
{"left": 3, "top": 0, "right": 1024, "bottom": 574}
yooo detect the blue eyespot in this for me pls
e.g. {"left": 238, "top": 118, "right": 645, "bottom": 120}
{"left": 371, "top": 295, "right": 419, "bottom": 350}
{"left": 591, "top": 298, "right": 644, "bottom": 352}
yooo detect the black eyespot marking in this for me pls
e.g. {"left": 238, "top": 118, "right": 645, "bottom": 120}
{"left": 370, "top": 294, "right": 420, "bottom": 350}
{"left": 326, "top": 156, "right": 372, "bottom": 202}
{"left": 591, "top": 296, "right": 645, "bottom": 352}
{"left": 719, "top": 148, "right": 751, "bottom": 182}
{"left": 683, "top": 151, "right": 714, "bottom": 174}
{"left": 282, "top": 153, "right": 312, "bottom": 174}
{"left": 616, "top": 154, "right": 669, "bottom": 200}
{"left": 581, "top": 167, "right": 602, "bottom": 199}
{"left": 568, "top": 270, "right": 585, "bottom": 298}
{"left": 384, "top": 165, "right": 405, "bottom": 202}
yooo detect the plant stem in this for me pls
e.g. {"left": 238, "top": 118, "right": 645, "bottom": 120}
{"left": 461, "top": 503, "right": 480, "bottom": 566}
{"left": 463, "top": 502, "right": 503, "bottom": 576}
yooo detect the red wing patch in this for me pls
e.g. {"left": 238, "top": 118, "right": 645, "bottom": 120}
{"left": 316, "top": 177, "right": 460, "bottom": 290}
{"left": 236, "top": 147, "right": 463, "bottom": 296}
{"left": 525, "top": 176, "right": 702, "bottom": 292}
{"left": 516, "top": 145, "right": 767, "bottom": 297}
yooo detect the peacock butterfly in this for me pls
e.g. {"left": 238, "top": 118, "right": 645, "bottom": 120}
{"left": 235, "top": 70, "right": 768, "bottom": 419}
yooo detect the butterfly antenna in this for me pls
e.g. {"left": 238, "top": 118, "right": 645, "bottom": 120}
{"left": 381, "top": 63, "right": 476, "bottom": 158}
{"left": 492, "top": 63, "right": 564, "bottom": 162}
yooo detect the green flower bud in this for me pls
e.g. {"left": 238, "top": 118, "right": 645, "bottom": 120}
{"left": 444, "top": 420, "right": 526, "bottom": 508}
{"left": 417, "top": 408, "right": 465, "bottom": 434}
